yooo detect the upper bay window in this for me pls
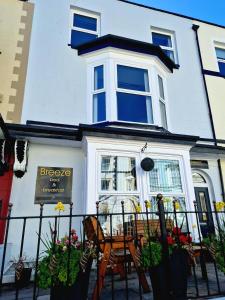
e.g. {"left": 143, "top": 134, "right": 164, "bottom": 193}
{"left": 70, "top": 9, "right": 99, "bottom": 48}
{"left": 151, "top": 29, "right": 177, "bottom": 63}
{"left": 215, "top": 47, "right": 225, "bottom": 76}
{"left": 89, "top": 59, "right": 169, "bottom": 128}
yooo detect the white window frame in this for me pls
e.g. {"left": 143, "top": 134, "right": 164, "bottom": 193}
{"left": 214, "top": 42, "right": 225, "bottom": 74}
{"left": 151, "top": 28, "right": 178, "bottom": 64}
{"left": 70, "top": 7, "right": 100, "bottom": 43}
{"left": 115, "top": 63, "right": 153, "bottom": 124}
{"left": 98, "top": 151, "right": 140, "bottom": 197}
{"left": 92, "top": 64, "right": 106, "bottom": 123}
{"left": 145, "top": 154, "right": 186, "bottom": 200}
{"left": 86, "top": 51, "right": 170, "bottom": 128}
{"left": 158, "top": 75, "right": 168, "bottom": 129}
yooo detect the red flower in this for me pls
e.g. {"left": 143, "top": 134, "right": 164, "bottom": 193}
{"left": 71, "top": 229, "right": 76, "bottom": 234}
{"left": 167, "top": 236, "right": 175, "bottom": 245}
{"left": 179, "top": 235, "right": 188, "bottom": 245}
{"left": 186, "top": 234, "right": 192, "bottom": 243}
{"left": 172, "top": 227, "right": 181, "bottom": 236}
{"left": 72, "top": 234, "right": 78, "bottom": 241}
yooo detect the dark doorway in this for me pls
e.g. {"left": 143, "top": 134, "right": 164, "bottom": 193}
{"left": 194, "top": 187, "right": 214, "bottom": 238}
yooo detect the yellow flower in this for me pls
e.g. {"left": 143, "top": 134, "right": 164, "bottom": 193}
{"left": 163, "top": 197, "right": 171, "bottom": 203}
{"left": 55, "top": 201, "right": 65, "bottom": 212}
{"left": 174, "top": 202, "right": 180, "bottom": 211}
{"left": 145, "top": 200, "right": 151, "bottom": 209}
{"left": 135, "top": 203, "right": 142, "bottom": 213}
{"left": 215, "top": 201, "right": 225, "bottom": 212}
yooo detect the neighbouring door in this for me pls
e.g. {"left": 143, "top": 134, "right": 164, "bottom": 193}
{"left": 194, "top": 187, "right": 214, "bottom": 238}
{"left": 0, "top": 167, "right": 13, "bottom": 244}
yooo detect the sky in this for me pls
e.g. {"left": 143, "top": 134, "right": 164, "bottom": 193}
{"left": 129, "top": 0, "right": 225, "bottom": 26}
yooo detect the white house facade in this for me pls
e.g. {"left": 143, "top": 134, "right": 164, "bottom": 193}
{"left": 1, "top": 0, "right": 225, "bottom": 261}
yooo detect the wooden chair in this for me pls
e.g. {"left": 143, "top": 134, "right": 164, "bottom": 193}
{"left": 83, "top": 216, "right": 150, "bottom": 300}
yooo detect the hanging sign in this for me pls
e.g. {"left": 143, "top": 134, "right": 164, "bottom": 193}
{"left": 34, "top": 166, "right": 73, "bottom": 204}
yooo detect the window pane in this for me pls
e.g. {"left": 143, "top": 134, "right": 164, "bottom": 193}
{"left": 158, "top": 76, "right": 165, "bottom": 99}
{"left": 218, "top": 61, "right": 225, "bottom": 76}
{"left": 117, "top": 65, "right": 150, "bottom": 92}
{"left": 93, "top": 92, "right": 106, "bottom": 122}
{"left": 71, "top": 30, "right": 97, "bottom": 47}
{"left": 216, "top": 48, "right": 225, "bottom": 60}
{"left": 94, "top": 65, "right": 104, "bottom": 90}
{"left": 192, "top": 172, "right": 206, "bottom": 184}
{"left": 98, "top": 195, "right": 139, "bottom": 235}
{"left": 100, "top": 156, "right": 137, "bottom": 192}
{"left": 73, "top": 14, "right": 97, "bottom": 31}
{"left": 117, "top": 92, "right": 153, "bottom": 123}
{"left": 149, "top": 196, "right": 187, "bottom": 231}
{"left": 160, "top": 101, "right": 168, "bottom": 129}
{"left": 163, "top": 49, "right": 175, "bottom": 61}
{"left": 149, "top": 159, "right": 182, "bottom": 193}
{"left": 152, "top": 32, "right": 172, "bottom": 47}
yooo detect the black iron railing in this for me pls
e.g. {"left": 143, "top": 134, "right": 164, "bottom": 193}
{"left": 0, "top": 195, "right": 224, "bottom": 300}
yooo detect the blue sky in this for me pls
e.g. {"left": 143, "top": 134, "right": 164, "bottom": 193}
{"left": 129, "top": 0, "right": 225, "bottom": 26}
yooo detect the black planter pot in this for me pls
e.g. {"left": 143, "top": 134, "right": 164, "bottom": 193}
{"left": 50, "top": 259, "right": 92, "bottom": 300}
{"left": 15, "top": 268, "right": 32, "bottom": 289}
{"left": 149, "top": 249, "right": 189, "bottom": 300}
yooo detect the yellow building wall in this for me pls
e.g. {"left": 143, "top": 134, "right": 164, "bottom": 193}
{"left": 193, "top": 21, "right": 225, "bottom": 140}
{"left": 0, "top": 0, "right": 34, "bottom": 123}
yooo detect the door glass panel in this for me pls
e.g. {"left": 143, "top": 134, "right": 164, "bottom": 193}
{"left": 199, "top": 192, "right": 207, "bottom": 222}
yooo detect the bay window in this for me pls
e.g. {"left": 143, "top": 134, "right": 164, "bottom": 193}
{"left": 88, "top": 52, "right": 169, "bottom": 128}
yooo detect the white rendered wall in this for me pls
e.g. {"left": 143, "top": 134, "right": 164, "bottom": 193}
{"left": 22, "top": 0, "right": 212, "bottom": 139}
{"left": 7, "top": 142, "right": 85, "bottom": 260}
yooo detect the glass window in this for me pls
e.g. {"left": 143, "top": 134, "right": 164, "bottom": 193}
{"left": 71, "top": 30, "right": 98, "bottom": 48}
{"left": 93, "top": 65, "right": 106, "bottom": 122}
{"left": 100, "top": 156, "right": 137, "bottom": 192}
{"left": 117, "top": 65, "right": 150, "bottom": 92}
{"left": 158, "top": 75, "right": 167, "bottom": 129}
{"left": 192, "top": 172, "right": 206, "bottom": 184}
{"left": 71, "top": 11, "right": 98, "bottom": 47}
{"left": 152, "top": 32, "right": 172, "bottom": 48}
{"left": 117, "top": 93, "right": 153, "bottom": 123}
{"left": 215, "top": 47, "right": 225, "bottom": 76}
{"left": 116, "top": 65, "right": 153, "bottom": 124}
{"left": 152, "top": 31, "right": 175, "bottom": 62}
{"left": 148, "top": 159, "right": 182, "bottom": 193}
{"left": 73, "top": 14, "right": 97, "bottom": 31}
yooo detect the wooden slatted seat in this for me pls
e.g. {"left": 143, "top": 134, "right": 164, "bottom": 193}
{"left": 83, "top": 216, "right": 150, "bottom": 300}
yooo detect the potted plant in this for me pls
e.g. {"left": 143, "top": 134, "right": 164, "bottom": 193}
{"left": 37, "top": 228, "right": 95, "bottom": 300}
{"left": 203, "top": 210, "right": 225, "bottom": 274}
{"left": 141, "top": 226, "right": 192, "bottom": 300}
{"left": 37, "top": 202, "right": 95, "bottom": 300}
{"left": 14, "top": 255, "right": 33, "bottom": 289}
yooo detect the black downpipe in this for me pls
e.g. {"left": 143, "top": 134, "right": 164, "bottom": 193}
{"left": 192, "top": 24, "right": 225, "bottom": 201}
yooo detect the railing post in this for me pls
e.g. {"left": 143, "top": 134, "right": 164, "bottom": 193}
{"left": 0, "top": 203, "right": 13, "bottom": 290}
{"left": 157, "top": 193, "right": 172, "bottom": 298}
{"left": 33, "top": 203, "right": 44, "bottom": 300}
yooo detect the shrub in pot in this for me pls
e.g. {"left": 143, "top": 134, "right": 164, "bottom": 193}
{"left": 141, "top": 227, "right": 192, "bottom": 300}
